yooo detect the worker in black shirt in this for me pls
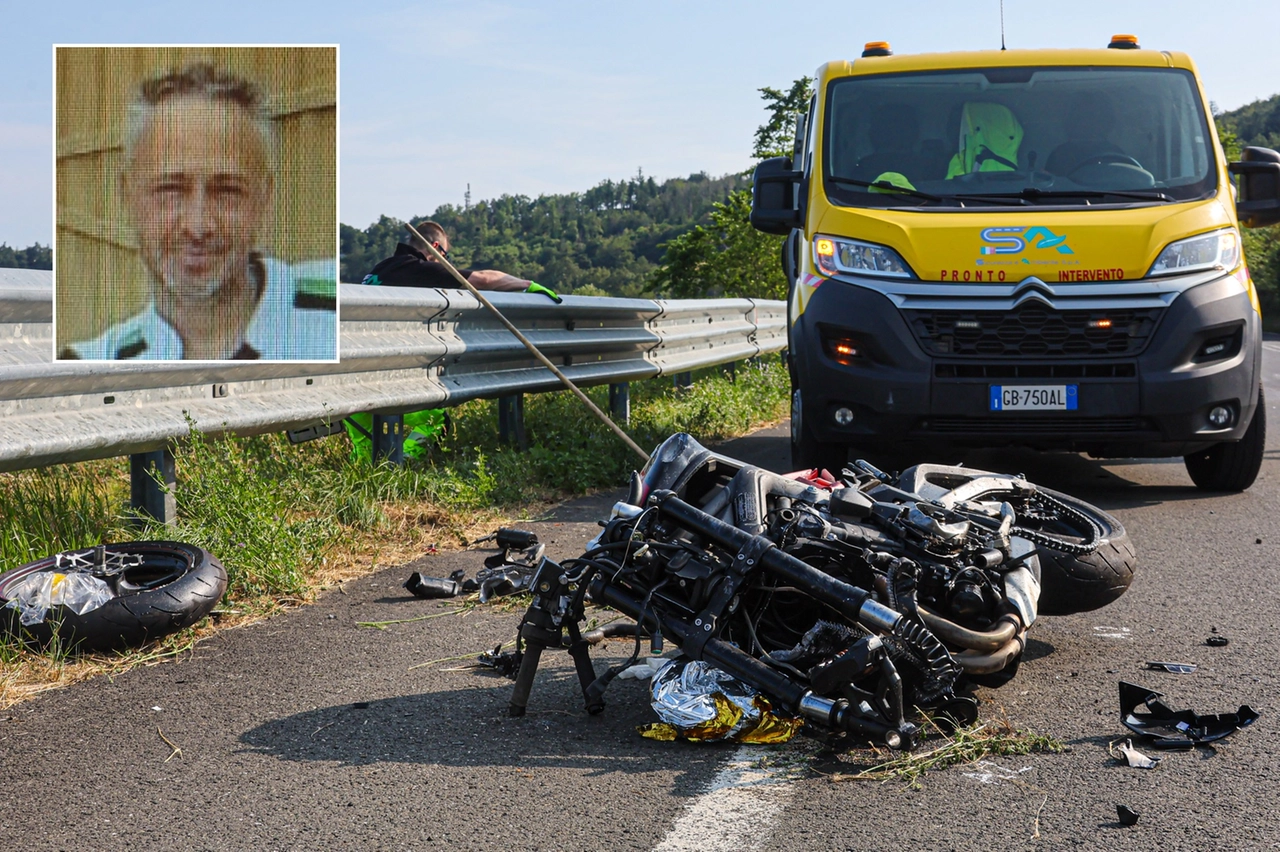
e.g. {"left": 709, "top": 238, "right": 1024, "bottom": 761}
{"left": 361, "top": 219, "right": 561, "bottom": 301}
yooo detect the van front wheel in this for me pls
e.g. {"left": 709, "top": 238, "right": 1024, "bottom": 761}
{"left": 790, "top": 388, "right": 846, "bottom": 474}
{"left": 1184, "top": 387, "right": 1266, "bottom": 492}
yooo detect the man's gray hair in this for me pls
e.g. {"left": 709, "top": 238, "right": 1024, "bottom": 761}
{"left": 123, "top": 62, "right": 279, "bottom": 171}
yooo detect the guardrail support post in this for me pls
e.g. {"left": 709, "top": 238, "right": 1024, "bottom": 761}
{"left": 609, "top": 382, "right": 630, "bottom": 424}
{"left": 130, "top": 448, "right": 176, "bottom": 527}
{"left": 674, "top": 371, "right": 693, "bottom": 391}
{"left": 372, "top": 414, "right": 405, "bottom": 465}
{"left": 499, "top": 395, "right": 527, "bottom": 450}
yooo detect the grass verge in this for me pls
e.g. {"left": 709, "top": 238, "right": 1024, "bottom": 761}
{"left": 0, "top": 359, "right": 789, "bottom": 708}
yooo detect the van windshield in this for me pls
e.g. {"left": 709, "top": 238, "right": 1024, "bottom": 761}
{"left": 823, "top": 66, "right": 1216, "bottom": 208}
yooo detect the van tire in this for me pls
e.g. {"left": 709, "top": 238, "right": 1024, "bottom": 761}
{"left": 0, "top": 542, "right": 227, "bottom": 653}
{"left": 1184, "top": 387, "right": 1266, "bottom": 493}
{"left": 791, "top": 387, "right": 846, "bottom": 474}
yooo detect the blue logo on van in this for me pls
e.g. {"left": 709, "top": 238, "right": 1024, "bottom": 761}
{"left": 979, "top": 227, "right": 1074, "bottom": 255}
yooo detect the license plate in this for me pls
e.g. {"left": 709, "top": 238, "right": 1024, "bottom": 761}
{"left": 989, "top": 385, "right": 1078, "bottom": 411}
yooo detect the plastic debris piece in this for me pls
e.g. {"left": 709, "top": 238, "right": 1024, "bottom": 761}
{"left": 1119, "top": 681, "right": 1260, "bottom": 748}
{"left": 1110, "top": 738, "right": 1160, "bottom": 769}
{"left": 1145, "top": 661, "right": 1197, "bottom": 674}
{"left": 477, "top": 645, "right": 522, "bottom": 678}
{"left": 403, "top": 572, "right": 461, "bottom": 599}
{"left": 641, "top": 659, "right": 803, "bottom": 744}
{"left": 476, "top": 541, "right": 546, "bottom": 602}
{"left": 1205, "top": 636, "right": 1229, "bottom": 647}
{"left": 1116, "top": 805, "right": 1140, "bottom": 826}
{"left": 3, "top": 570, "right": 114, "bottom": 626}
{"left": 617, "top": 657, "right": 670, "bottom": 681}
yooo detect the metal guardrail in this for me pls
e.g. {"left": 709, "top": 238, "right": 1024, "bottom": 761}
{"left": 0, "top": 271, "right": 786, "bottom": 474}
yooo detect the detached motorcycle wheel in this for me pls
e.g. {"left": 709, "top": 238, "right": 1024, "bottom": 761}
{"left": 1184, "top": 386, "right": 1266, "bottom": 493}
{"left": 0, "top": 542, "right": 227, "bottom": 653}
{"left": 1026, "top": 489, "right": 1136, "bottom": 615}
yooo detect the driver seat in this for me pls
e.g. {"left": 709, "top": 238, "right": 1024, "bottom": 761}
{"left": 1044, "top": 139, "right": 1127, "bottom": 176}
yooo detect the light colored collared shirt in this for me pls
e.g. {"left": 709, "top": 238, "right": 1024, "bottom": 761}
{"left": 64, "top": 257, "right": 337, "bottom": 361}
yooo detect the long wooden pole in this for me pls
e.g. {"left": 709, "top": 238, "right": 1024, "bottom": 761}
{"left": 405, "top": 222, "right": 649, "bottom": 462}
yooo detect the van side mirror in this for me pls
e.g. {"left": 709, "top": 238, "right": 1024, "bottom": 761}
{"left": 1229, "top": 146, "right": 1280, "bottom": 228}
{"left": 750, "top": 157, "right": 803, "bottom": 235}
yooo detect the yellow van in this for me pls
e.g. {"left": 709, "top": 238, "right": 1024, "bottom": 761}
{"left": 752, "top": 36, "right": 1280, "bottom": 490}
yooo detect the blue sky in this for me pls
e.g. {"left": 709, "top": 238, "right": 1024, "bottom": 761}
{"left": 4, "top": 0, "right": 1279, "bottom": 247}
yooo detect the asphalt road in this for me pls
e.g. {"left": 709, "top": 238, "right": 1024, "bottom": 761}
{"left": 4, "top": 352, "right": 1280, "bottom": 851}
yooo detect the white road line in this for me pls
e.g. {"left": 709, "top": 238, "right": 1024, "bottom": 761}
{"left": 652, "top": 745, "right": 796, "bottom": 852}
{"left": 1263, "top": 342, "right": 1280, "bottom": 353}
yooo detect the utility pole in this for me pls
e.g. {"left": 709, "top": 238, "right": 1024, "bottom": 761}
{"left": 465, "top": 182, "right": 471, "bottom": 211}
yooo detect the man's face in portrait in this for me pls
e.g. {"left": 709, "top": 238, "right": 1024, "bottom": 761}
{"left": 123, "top": 96, "right": 271, "bottom": 301}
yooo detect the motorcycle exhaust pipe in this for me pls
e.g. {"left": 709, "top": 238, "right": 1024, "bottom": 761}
{"left": 871, "top": 575, "right": 1021, "bottom": 654}
{"left": 918, "top": 609, "right": 1021, "bottom": 654}
{"left": 954, "top": 632, "right": 1026, "bottom": 674}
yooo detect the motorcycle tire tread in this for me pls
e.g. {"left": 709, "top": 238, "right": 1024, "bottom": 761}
{"left": 0, "top": 543, "right": 227, "bottom": 653}
{"left": 1033, "top": 492, "right": 1136, "bottom": 615}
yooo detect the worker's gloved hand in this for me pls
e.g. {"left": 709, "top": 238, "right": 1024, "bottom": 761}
{"left": 526, "top": 282, "right": 563, "bottom": 303}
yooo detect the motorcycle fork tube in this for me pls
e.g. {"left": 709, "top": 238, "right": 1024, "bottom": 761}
{"left": 587, "top": 575, "right": 806, "bottom": 708}
{"left": 589, "top": 575, "right": 910, "bottom": 745}
{"left": 654, "top": 492, "right": 884, "bottom": 627}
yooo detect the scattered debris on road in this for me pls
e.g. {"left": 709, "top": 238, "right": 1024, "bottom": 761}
{"left": 401, "top": 528, "right": 544, "bottom": 602}
{"left": 1109, "top": 738, "right": 1160, "bottom": 769}
{"left": 1145, "top": 661, "right": 1197, "bottom": 674}
{"left": 1120, "top": 681, "right": 1259, "bottom": 748}
{"left": 1116, "top": 804, "right": 1140, "bottom": 826}
{"left": 1206, "top": 635, "right": 1230, "bottom": 647}
{"left": 404, "top": 570, "right": 464, "bottom": 599}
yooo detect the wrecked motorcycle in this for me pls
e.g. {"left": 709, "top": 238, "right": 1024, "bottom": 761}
{"left": 506, "top": 433, "right": 1136, "bottom": 749}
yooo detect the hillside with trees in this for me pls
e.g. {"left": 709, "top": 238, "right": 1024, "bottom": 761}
{"left": 341, "top": 81, "right": 803, "bottom": 301}
{"left": 340, "top": 171, "right": 746, "bottom": 296}
{"left": 1218, "top": 93, "right": 1280, "bottom": 151}
{"left": 0, "top": 243, "right": 51, "bottom": 269}
{"left": 1218, "top": 96, "right": 1280, "bottom": 325}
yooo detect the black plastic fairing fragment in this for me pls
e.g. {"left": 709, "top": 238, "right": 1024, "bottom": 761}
{"left": 1119, "top": 681, "right": 1260, "bottom": 748}
{"left": 404, "top": 571, "right": 462, "bottom": 599}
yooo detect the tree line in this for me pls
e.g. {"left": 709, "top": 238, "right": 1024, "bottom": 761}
{"left": 340, "top": 170, "right": 747, "bottom": 297}
{"left": 0, "top": 243, "right": 51, "bottom": 269}
{"left": 1217, "top": 95, "right": 1280, "bottom": 325}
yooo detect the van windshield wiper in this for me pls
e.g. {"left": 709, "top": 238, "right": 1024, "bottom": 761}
{"left": 828, "top": 176, "right": 945, "bottom": 203}
{"left": 970, "top": 187, "right": 1176, "bottom": 203}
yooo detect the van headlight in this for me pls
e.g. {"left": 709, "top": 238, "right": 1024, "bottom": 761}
{"left": 814, "top": 236, "right": 916, "bottom": 279}
{"left": 1147, "top": 229, "right": 1241, "bottom": 277}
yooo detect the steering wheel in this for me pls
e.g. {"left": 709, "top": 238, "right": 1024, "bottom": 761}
{"left": 1068, "top": 153, "right": 1144, "bottom": 174}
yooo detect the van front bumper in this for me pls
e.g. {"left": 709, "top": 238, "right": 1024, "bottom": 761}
{"left": 791, "top": 269, "right": 1261, "bottom": 457}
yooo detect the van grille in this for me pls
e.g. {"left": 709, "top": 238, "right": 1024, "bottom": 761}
{"left": 904, "top": 305, "right": 1163, "bottom": 358}
{"left": 935, "top": 362, "right": 1137, "bottom": 379}
{"left": 920, "top": 416, "right": 1152, "bottom": 435}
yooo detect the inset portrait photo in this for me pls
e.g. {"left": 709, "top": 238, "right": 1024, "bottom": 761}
{"left": 54, "top": 45, "right": 338, "bottom": 361}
